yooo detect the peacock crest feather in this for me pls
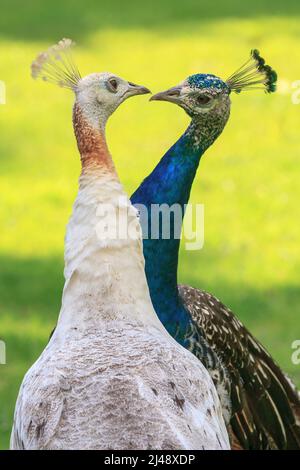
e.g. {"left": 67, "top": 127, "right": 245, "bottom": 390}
{"left": 31, "top": 38, "right": 81, "bottom": 90}
{"left": 226, "top": 49, "right": 277, "bottom": 94}
{"left": 186, "top": 50, "right": 277, "bottom": 97}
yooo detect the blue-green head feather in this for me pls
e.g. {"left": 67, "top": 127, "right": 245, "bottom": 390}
{"left": 187, "top": 73, "right": 230, "bottom": 93}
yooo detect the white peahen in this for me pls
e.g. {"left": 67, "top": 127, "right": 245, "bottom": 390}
{"left": 10, "top": 39, "right": 229, "bottom": 450}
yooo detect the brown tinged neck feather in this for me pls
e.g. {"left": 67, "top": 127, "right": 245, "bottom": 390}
{"left": 72, "top": 103, "right": 117, "bottom": 175}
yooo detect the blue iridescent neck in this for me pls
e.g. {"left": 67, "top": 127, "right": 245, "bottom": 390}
{"left": 131, "top": 111, "right": 228, "bottom": 345}
{"left": 131, "top": 120, "right": 204, "bottom": 343}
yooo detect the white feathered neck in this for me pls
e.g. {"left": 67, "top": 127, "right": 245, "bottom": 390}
{"left": 56, "top": 103, "right": 165, "bottom": 336}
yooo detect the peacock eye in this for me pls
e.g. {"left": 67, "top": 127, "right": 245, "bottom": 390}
{"left": 106, "top": 78, "right": 118, "bottom": 93}
{"left": 196, "top": 94, "right": 211, "bottom": 105}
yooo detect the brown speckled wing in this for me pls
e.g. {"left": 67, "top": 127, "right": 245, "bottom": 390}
{"left": 179, "top": 284, "right": 300, "bottom": 450}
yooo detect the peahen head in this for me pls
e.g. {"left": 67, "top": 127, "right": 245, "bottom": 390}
{"left": 151, "top": 50, "right": 277, "bottom": 144}
{"left": 31, "top": 39, "right": 150, "bottom": 129}
{"left": 74, "top": 72, "right": 150, "bottom": 128}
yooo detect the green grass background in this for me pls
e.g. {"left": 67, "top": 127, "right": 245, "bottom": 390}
{"left": 1, "top": 0, "right": 300, "bottom": 449}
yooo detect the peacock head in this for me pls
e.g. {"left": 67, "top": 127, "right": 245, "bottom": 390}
{"left": 151, "top": 50, "right": 277, "bottom": 127}
{"left": 31, "top": 39, "right": 150, "bottom": 129}
{"left": 151, "top": 73, "right": 231, "bottom": 121}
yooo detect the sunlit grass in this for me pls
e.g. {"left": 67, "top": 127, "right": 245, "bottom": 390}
{"left": 1, "top": 10, "right": 300, "bottom": 449}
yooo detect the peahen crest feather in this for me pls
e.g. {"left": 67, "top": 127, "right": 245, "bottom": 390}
{"left": 31, "top": 38, "right": 81, "bottom": 90}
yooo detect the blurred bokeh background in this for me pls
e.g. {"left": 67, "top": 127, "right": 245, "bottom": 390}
{"left": 0, "top": 0, "right": 300, "bottom": 449}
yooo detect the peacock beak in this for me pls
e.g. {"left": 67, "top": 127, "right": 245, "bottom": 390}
{"left": 150, "top": 86, "right": 182, "bottom": 103}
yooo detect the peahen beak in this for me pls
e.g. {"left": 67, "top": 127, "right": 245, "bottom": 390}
{"left": 127, "top": 82, "right": 151, "bottom": 96}
{"left": 150, "top": 86, "right": 182, "bottom": 103}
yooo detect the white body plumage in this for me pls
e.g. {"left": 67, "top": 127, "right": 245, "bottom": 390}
{"left": 11, "top": 171, "right": 229, "bottom": 450}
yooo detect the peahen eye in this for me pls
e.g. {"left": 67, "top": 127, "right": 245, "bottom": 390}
{"left": 106, "top": 78, "right": 118, "bottom": 93}
{"left": 197, "top": 95, "right": 211, "bottom": 105}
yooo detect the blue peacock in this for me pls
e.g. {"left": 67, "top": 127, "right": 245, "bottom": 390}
{"left": 131, "top": 50, "right": 300, "bottom": 450}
